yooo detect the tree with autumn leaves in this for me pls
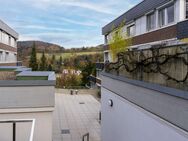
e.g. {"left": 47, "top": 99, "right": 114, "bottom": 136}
{"left": 109, "top": 21, "right": 132, "bottom": 61}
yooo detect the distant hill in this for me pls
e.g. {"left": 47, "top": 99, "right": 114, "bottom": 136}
{"left": 17, "top": 40, "right": 104, "bottom": 66}
{"left": 18, "top": 41, "right": 103, "bottom": 55}
{"left": 18, "top": 41, "right": 64, "bottom": 56}
{"left": 64, "top": 44, "right": 104, "bottom": 53}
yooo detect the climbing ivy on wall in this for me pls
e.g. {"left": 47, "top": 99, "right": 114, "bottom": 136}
{"left": 105, "top": 45, "right": 188, "bottom": 83}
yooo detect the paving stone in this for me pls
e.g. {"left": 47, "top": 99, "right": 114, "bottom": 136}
{"left": 53, "top": 93, "right": 101, "bottom": 141}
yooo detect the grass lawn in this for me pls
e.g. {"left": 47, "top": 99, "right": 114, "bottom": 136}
{"left": 37, "top": 52, "right": 103, "bottom": 60}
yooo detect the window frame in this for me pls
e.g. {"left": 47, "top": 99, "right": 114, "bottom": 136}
{"left": 147, "top": 12, "right": 156, "bottom": 31}
{"left": 186, "top": 0, "right": 188, "bottom": 19}
{"left": 5, "top": 52, "right": 9, "bottom": 62}
{"left": 127, "top": 24, "right": 135, "bottom": 37}
{"left": 158, "top": 8, "right": 166, "bottom": 27}
{"left": 0, "top": 51, "right": 3, "bottom": 62}
{"left": 167, "top": 4, "right": 175, "bottom": 24}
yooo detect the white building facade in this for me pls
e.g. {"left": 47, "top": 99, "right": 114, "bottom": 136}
{"left": 101, "top": 73, "right": 188, "bottom": 141}
{"left": 0, "top": 20, "right": 18, "bottom": 65}
{"left": 103, "top": 0, "right": 188, "bottom": 62}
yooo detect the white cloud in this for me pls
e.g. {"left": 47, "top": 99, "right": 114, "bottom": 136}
{"left": 15, "top": 24, "right": 76, "bottom": 32}
{"left": 26, "top": 0, "right": 118, "bottom": 15}
{"left": 59, "top": 1, "right": 116, "bottom": 15}
{"left": 59, "top": 17, "right": 98, "bottom": 27}
{"left": 19, "top": 35, "right": 41, "bottom": 41}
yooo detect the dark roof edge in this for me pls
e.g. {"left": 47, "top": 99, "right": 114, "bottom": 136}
{"left": 0, "top": 20, "right": 19, "bottom": 39}
{"left": 0, "top": 80, "right": 56, "bottom": 87}
{"left": 102, "top": 0, "right": 172, "bottom": 35}
{"left": 102, "top": 0, "right": 145, "bottom": 35}
{"left": 101, "top": 72, "right": 188, "bottom": 100}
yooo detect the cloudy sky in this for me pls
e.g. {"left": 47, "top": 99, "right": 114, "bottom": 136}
{"left": 0, "top": 0, "right": 140, "bottom": 48}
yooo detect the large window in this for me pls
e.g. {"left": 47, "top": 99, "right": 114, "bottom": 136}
{"left": 186, "top": 0, "right": 188, "bottom": 19}
{"left": 5, "top": 52, "right": 9, "bottom": 62}
{"left": 127, "top": 25, "right": 135, "bottom": 37}
{"left": 158, "top": 8, "right": 165, "bottom": 27}
{"left": 0, "top": 31, "right": 1, "bottom": 43}
{"left": 147, "top": 13, "right": 155, "bottom": 31}
{"left": 0, "top": 51, "right": 2, "bottom": 62}
{"left": 8, "top": 36, "right": 11, "bottom": 46}
{"left": 167, "top": 5, "right": 174, "bottom": 23}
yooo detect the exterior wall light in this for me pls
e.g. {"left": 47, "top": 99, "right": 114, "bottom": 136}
{"left": 108, "top": 99, "right": 113, "bottom": 107}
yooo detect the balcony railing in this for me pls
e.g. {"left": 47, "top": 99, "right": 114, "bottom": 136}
{"left": 0, "top": 119, "right": 35, "bottom": 141}
{"left": 16, "top": 61, "right": 22, "bottom": 66}
{"left": 89, "top": 75, "right": 96, "bottom": 83}
{"left": 96, "top": 62, "right": 104, "bottom": 70}
{"left": 89, "top": 75, "right": 101, "bottom": 85}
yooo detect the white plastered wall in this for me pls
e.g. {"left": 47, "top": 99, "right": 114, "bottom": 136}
{"left": 101, "top": 88, "right": 188, "bottom": 141}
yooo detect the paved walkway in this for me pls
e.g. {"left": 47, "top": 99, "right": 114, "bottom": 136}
{"left": 53, "top": 93, "right": 101, "bottom": 141}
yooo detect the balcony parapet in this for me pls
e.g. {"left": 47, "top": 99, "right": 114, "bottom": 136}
{"left": 0, "top": 66, "right": 56, "bottom": 109}
{"left": 105, "top": 44, "right": 188, "bottom": 91}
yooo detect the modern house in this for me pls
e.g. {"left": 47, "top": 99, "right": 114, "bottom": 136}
{"left": 0, "top": 20, "right": 18, "bottom": 66}
{"left": 102, "top": 0, "right": 188, "bottom": 62}
{"left": 0, "top": 66, "right": 55, "bottom": 141}
{"left": 101, "top": 0, "right": 188, "bottom": 141}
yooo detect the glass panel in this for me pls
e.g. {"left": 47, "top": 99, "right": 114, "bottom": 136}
{"left": 159, "top": 9, "right": 165, "bottom": 27}
{"left": 186, "top": 0, "right": 188, "bottom": 19}
{"left": 127, "top": 25, "right": 135, "bottom": 37}
{"left": 167, "top": 5, "right": 174, "bottom": 23}
{"left": 0, "top": 51, "right": 2, "bottom": 62}
{"left": 147, "top": 13, "right": 155, "bottom": 31}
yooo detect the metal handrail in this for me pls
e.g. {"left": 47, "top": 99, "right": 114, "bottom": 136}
{"left": 0, "top": 119, "right": 35, "bottom": 141}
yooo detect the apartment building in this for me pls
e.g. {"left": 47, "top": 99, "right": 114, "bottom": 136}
{"left": 101, "top": 1, "right": 188, "bottom": 141}
{"left": 90, "top": 0, "right": 188, "bottom": 88}
{"left": 0, "top": 20, "right": 18, "bottom": 66}
{"left": 103, "top": 0, "right": 188, "bottom": 62}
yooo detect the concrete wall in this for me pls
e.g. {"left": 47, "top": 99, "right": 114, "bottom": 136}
{"left": 0, "top": 82, "right": 55, "bottom": 141}
{"left": 0, "top": 110, "right": 53, "bottom": 141}
{"left": 101, "top": 73, "right": 188, "bottom": 141}
{"left": 56, "top": 88, "right": 98, "bottom": 95}
{"left": 0, "top": 86, "right": 55, "bottom": 108}
{"left": 106, "top": 44, "right": 188, "bottom": 91}
{"left": 101, "top": 88, "right": 188, "bottom": 141}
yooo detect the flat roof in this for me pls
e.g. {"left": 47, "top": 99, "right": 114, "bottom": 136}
{"left": 15, "top": 67, "right": 32, "bottom": 72}
{"left": 0, "top": 66, "right": 24, "bottom": 70}
{"left": 17, "top": 71, "right": 54, "bottom": 76}
{"left": 17, "top": 71, "right": 56, "bottom": 80}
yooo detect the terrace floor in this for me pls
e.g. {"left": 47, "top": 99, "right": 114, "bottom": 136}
{"left": 53, "top": 91, "right": 101, "bottom": 141}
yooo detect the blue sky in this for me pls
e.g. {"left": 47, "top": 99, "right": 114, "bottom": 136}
{"left": 0, "top": 0, "right": 140, "bottom": 48}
